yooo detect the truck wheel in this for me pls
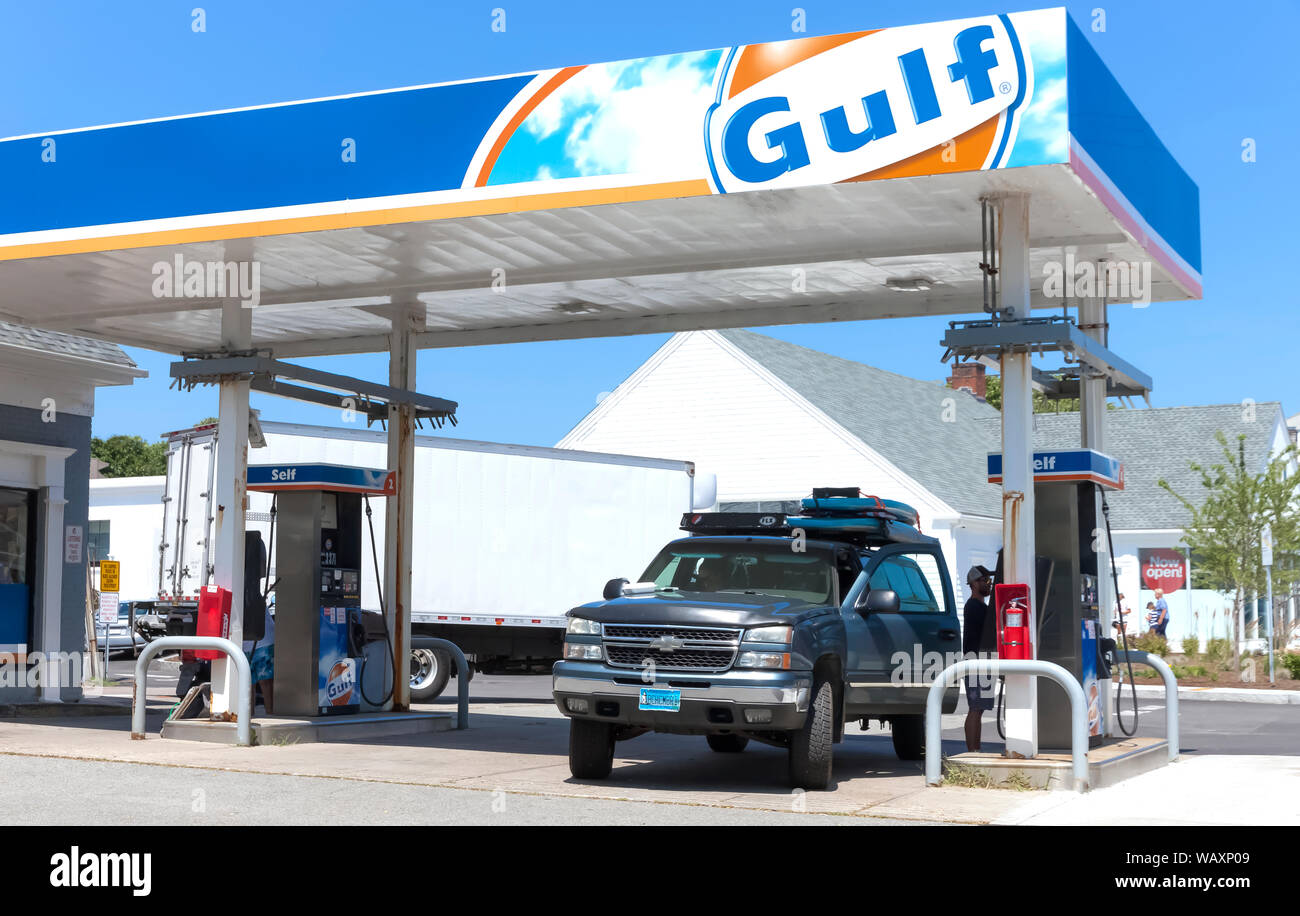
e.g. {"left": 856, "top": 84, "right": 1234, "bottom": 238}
{"left": 891, "top": 715, "right": 925, "bottom": 761}
{"left": 788, "top": 678, "right": 833, "bottom": 790}
{"left": 706, "top": 734, "right": 749, "bottom": 753}
{"left": 568, "top": 719, "right": 616, "bottom": 779}
{"left": 409, "top": 649, "right": 450, "bottom": 701}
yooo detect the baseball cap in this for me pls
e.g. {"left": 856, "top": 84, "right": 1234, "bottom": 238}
{"left": 966, "top": 565, "right": 994, "bottom": 584}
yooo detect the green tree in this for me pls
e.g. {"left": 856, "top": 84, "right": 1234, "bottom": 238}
{"left": 981, "top": 374, "right": 1079, "bottom": 413}
{"left": 90, "top": 435, "right": 167, "bottom": 477}
{"left": 1158, "top": 432, "right": 1300, "bottom": 672}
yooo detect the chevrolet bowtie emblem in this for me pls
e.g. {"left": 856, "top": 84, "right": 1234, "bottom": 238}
{"left": 648, "top": 636, "right": 684, "bottom": 652}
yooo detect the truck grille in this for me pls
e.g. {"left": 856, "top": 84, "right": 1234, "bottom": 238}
{"left": 602, "top": 625, "right": 738, "bottom": 642}
{"left": 601, "top": 623, "right": 741, "bottom": 672}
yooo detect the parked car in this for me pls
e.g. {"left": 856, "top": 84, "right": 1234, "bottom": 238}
{"left": 552, "top": 489, "right": 960, "bottom": 790}
{"left": 98, "top": 604, "right": 148, "bottom": 656}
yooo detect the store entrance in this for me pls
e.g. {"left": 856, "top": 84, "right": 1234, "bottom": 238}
{"left": 0, "top": 487, "right": 37, "bottom": 660}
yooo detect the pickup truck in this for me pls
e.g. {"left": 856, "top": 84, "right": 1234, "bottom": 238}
{"left": 552, "top": 489, "right": 961, "bottom": 790}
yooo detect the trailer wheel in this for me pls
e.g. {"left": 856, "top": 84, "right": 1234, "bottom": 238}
{"left": 409, "top": 648, "right": 450, "bottom": 701}
{"left": 568, "top": 719, "right": 616, "bottom": 780}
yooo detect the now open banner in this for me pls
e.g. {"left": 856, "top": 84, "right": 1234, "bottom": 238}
{"left": 1139, "top": 548, "right": 1187, "bottom": 593}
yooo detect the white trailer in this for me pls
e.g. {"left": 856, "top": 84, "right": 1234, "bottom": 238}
{"left": 126, "top": 420, "right": 703, "bottom": 698}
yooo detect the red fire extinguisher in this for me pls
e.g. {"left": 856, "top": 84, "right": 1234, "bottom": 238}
{"left": 995, "top": 583, "right": 1032, "bottom": 660}
{"left": 194, "top": 585, "right": 232, "bottom": 660}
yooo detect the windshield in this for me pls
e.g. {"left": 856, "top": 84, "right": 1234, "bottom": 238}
{"left": 640, "top": 541, "right": 836, "bottom": 604}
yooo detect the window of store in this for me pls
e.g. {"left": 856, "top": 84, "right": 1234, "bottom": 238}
{"left": 0, "top": 487, "right": 37, "bottom": 655}
{"left": 87, "top": 519, "right": 111, "bottom": 566}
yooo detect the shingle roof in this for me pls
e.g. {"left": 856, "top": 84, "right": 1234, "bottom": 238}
{"left": 1011, "top": 404, "right": 1285, "bottom": 530}
{"left": 0, "top": 320, "right": 136, "bottom": 367}
{"left": 718, "top": 329, "right": 1002, "bottom": 518}
{"left": 718, "top": 329, "right": 1286, "bottom": 531}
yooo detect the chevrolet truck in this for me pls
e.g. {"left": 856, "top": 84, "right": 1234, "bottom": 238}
{"left": 552, "top": 489, "right": 961, "bottom": 790}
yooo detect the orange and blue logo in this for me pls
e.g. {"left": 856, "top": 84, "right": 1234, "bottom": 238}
{"left": 704, "top": 14, "right": 1026, "bottom": 193}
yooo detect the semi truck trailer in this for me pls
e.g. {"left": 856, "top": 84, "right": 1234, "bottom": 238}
{"left": 136, "top": 419, "right": 705, "bottom": 700}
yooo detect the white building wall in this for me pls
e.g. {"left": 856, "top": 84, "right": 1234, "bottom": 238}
{"left": 89, "top": 476, "right": 165, "bottom": 601}
{"left": 559, "top": 331, "right": 951, "bottom": 524}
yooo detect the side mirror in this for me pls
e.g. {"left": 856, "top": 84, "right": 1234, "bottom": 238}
{"left": 856, "top": 589, "right": 899, "bottom": 615}
{"left": 603, "top": 578, "right": 629, "bottom": 601}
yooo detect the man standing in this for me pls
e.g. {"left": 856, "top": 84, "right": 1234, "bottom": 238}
{"left": 963, "top": 565, "right": 996, "bottom": 752}
{"left": 1151, "top": 588, "right": 1170, "bottom": 638}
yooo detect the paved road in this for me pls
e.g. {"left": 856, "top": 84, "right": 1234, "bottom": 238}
{"left": 110, "top": 662, "right": 1300, "bottom": 756}
{"left": 0, "top": 755, "right": 926, "bottom": 825}
{"left": 420, "top": 672, "right": 1300, "bottom": 756}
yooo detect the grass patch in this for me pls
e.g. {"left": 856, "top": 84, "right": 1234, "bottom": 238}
{"left": 941, "top": 761, "right": 1041, "bottom": 791}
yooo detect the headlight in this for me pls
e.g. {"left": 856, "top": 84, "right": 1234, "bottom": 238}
{"left": 564, "top": 643, "right": 604, "bottom": 661}
{"left": 736, "top": 651, "right": 791, "bottom": 670}
{"left": 744, "top": 625, "right": 793, "bottom": 644}
{"left": 566, "top": 617, "right": 601, "bottom": 635}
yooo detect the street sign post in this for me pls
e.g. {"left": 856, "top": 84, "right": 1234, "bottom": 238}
{"left": 100, "top": 560, "right": 120, "bottom": 593}
{"left": 1262, "top": 525, "right": 1274, "bottom": 684}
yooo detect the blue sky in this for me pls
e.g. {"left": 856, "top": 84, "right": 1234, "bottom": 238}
{"left": 3, "top": 0, "right": 1296, "bottom": 446}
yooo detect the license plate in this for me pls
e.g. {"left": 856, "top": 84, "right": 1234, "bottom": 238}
{"left": 638, "top": 688, "right": 681, "bottom": 712}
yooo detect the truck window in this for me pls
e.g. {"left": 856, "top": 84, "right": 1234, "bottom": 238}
{"left": 641, "top": 542, "right": 836, "bottom": 604}
{"left": 868, "top": 554, "right": 942, "bottom": 614}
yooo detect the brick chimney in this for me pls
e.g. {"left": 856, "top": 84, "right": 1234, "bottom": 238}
{"left": 947, "top": 362, "right": 986, "bottom": 400}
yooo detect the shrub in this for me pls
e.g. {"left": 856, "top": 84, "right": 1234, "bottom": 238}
{"left": 1181, "top": 635, "right": 1200, "bottom": 657}
{"left": 1205, "top": 637, "right": 1234, "bottom": 670}
{"left": 1130, "top": 632, "right": 1168, "bottom": 657}
{"left": 1280, "top": 653, "right": 1300, "bottom": 680}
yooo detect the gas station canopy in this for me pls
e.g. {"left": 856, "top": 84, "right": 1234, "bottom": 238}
{"left": 0, "top": 7, "right": 1199, "bottom": 357}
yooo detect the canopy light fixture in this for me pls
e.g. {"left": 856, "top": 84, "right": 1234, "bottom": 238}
{"left": 885, "top": 277, "right": 934, "bottom": 292}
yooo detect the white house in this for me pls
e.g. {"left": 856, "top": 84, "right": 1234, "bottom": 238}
{"left": 558, "top": 329, "right": 1005, "bottom": 603}
{"left": 558, "top": 329, "right": 1296, "bottom": 649}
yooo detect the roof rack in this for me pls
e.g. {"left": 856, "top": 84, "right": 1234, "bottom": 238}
{"left": 682, "top": 489, "right": 932, "bottom": 547}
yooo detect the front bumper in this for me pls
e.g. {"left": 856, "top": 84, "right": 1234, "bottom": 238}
{"left": 553, "top": 661, "right": 811, "bottom": 733}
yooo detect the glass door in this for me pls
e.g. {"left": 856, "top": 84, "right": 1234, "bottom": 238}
{"left": 0, "top": 488, "right": 37, "bottom": 658}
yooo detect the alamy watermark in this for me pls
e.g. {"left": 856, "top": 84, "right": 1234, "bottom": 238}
{"left": 0, "top": 651, "right": 103, "bottom": 695}
{"left": 152, "top": 254, "right": 261, "bottom": 308}
{"left": 1042, "top": 253, "right": 1151, "bottom": 306}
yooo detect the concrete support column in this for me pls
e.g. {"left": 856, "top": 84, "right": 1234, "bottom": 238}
{"left": 385, "top": 311, "right": 417, "bottom": 710}
{"left": 1078, "top": 294, "right": 1113, "bottom": 734}
{"left": 211, "top": 299, "right": 251, "bottom": 715}
{"left": 998, "top": 194, "right": 1038, "bottom": 758}
{"left": 37, "top": 479, "right": 67, "bottom": 702}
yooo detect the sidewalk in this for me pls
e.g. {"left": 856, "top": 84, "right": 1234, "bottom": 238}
{"left": 1129, "top": 683, "right": 1300, "bottom": 705}
{"left": 994, "top": 755, "right": 1300, "bottom": 825}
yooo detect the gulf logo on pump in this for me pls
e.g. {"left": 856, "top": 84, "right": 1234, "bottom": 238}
{"left": 704, "top": 14, "right": 1028, "bottom": 193}
{"left": 325, "top": 659, "right": 357, "bottom": 706}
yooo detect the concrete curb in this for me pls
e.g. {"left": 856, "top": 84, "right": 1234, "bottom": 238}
{"left": 1129, "top": 684, "right": 1300, "bottom": 705}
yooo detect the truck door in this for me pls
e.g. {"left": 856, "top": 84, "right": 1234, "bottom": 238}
{"left": 842, "top": 547, "right": 960, "bottom": 714}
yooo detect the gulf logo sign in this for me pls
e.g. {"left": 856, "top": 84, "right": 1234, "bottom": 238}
{"left": 705, "top": 14, "right": 1027, "bottom": 193}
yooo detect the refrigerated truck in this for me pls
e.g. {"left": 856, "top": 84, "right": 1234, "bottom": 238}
{"left": 146, "top": 420, "right": 703, "bottom": 698}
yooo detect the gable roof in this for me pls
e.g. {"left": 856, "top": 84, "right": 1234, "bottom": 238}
{"left": 717, "top": 328, "right": 1002, "bottom": 518}
{"left": 717, "top": 330, "right": 1289, "bottom": 531}
{"left": 1015, "top": 403, "right": 1288, "bottom": 530}
{"left": 0, "top": 320, "right": 136, "bottom": 368}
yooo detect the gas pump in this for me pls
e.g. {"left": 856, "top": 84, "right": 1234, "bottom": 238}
{"left": 1032, "top": 466, "right": 1117, "bottom": 748}
{"left": 247, "top": 464, "right": 397, "bottom": 718}
{"left": 988, "top": 448, "right": 1123, "bottom": 750}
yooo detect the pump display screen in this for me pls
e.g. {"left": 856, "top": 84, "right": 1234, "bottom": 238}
{"left": 320, "top": 568, "right": 360, "bottom": 602}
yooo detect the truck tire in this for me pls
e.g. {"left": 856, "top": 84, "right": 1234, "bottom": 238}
{"left": 568, "top": 719, "right": 616, "bottom": 779}
{"left": 409, "top": 648, "right": 450, "bottom": 701}
{"left": 891, "top": 714, "right": 925, "bottom": 761}
{"left": 788, "top": 678, "right": 833, "bottom": 790}
{"left": 706, "top": 734, "right": 749, "bottom": 753}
